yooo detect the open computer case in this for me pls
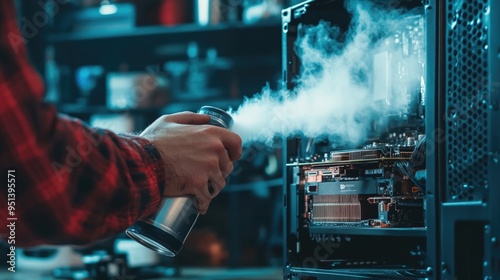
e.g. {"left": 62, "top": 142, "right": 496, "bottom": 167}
{"left": 281, "top": 0, "right": 500, "bottom": 279}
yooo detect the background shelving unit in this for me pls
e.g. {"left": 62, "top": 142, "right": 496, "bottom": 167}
{"left": 49, "top": 20, "right": 282, "bottom": 121}
{"left": 17, "top": 0, "right": 286, "bottom": 269}
{"left": 48, "top": 21, "right": 282, "bottom": 72}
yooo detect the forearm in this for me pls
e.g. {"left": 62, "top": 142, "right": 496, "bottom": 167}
{"left": 0, "top": 101, "right": 165, "bottom": 246}
{"left": 0, "top": 0, "right": 166, "bottom": 247}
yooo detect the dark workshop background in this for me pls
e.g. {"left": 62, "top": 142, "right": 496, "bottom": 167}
{"left": 1, "top": 0, "right": 302, "bottom": 278}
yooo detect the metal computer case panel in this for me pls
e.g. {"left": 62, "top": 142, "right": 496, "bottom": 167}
{"left": 438, "top": 0, "right": 500, "bottom": 279}
{"left": 282, "top": 0, "right": 431, "bottom": 279}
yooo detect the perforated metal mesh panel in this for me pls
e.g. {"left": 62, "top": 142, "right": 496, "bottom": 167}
{"left": 445, "top": 0, "right": 490, "bottom": 202}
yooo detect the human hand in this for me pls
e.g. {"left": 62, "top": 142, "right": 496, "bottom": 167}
{"left": 141, "top": 112, "right": 242, "bottom": 214}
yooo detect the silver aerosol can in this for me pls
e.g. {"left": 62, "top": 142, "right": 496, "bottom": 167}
{"left": 126, "top": 106, "right": 233, "bottom": 257}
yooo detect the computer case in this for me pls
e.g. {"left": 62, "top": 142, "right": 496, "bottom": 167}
{"left": 281, "top": 0, "right": 500, "bottom": 279}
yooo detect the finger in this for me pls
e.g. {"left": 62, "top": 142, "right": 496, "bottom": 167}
{"left": 215, "top": 144, "right": 233, "bottom": 177}
{"left": 162, "top": 112, "right": 211, "bottom": 125}
{"left": 217, "top": 130, "right": 243, "bottom": 161}
{"left": 194, "top": 189, "right": 210, "bottom": 215}
{"left": 198, "top": 202, "right": 209, "bottom": 215}
{"left": 208, "top": 171, "right": 226, "bottom": 197}
{"left": 207, "top": 181, "right": 215, "bottom": 196}
{"left": 221, "top": 161, "right": 233, "bottom": 178}
{"left": 191, "top": 178, "right": 213, "bottom": 213}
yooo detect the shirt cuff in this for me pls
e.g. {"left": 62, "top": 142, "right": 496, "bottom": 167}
{"left": 119, "top": 134, "right": 166, "bottom": 217}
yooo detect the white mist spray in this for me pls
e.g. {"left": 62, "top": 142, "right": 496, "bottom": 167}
{"left": 230, "top": 0, "right": 422, "bottom": 147}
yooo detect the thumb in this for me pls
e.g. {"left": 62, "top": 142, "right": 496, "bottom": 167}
{"left": 162, "top": 111, "right": 211, "bottom": 125}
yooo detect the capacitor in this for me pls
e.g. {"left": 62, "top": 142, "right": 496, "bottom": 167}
{"left": 407, "top": 137, "right": 416, "bottom": 146}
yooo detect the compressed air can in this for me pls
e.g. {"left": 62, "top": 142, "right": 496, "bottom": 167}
{"left": 126, "top": 106, "right": 233, "bottom": 257}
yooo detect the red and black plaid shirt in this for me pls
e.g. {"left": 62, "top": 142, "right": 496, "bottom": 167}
{"left": 0, "top": 0, "right": 165, "bottom": 246}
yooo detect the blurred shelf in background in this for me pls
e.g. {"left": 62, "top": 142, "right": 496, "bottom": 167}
{"left": 17, "top": 0, "right": 285, "bottom": 270}
{"left": 49, "top": 22, "right": 281, "bottom": 66}
{"left": 58, "top": 99, "right": 244, "bottom": 116}
{"left": 48, "top": 21, "right": 280, "bottom": 43}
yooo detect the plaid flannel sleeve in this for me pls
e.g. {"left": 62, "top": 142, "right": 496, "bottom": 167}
{"left": 0, "top": 0, "right": 165, "bottom": 247}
